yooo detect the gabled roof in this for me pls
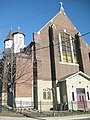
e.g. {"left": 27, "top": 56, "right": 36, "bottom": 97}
{"left": 37, "top": 11, "right": 61, "bottom": 33}
{"left": 65, "top": 71, "right": 90, "bottom": 81}
{"left": 37, "top": 3, "right": 69, "bottom": 33}
{"left": 59, "top": 71, "right": 90, "bottom": 82}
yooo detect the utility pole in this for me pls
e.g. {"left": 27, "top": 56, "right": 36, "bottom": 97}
{"left": 11, "top": 40, "right": 15, "bottom": 110}
{"left": 33, "top": 42, "right": 38, "bottom": 109}
{"left": 49, "top": 25, "right": 57, "bottom": 110}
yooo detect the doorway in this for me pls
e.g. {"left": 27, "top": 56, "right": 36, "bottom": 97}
{"left": 76, "top": 88, "right": 87, "bottom": 109}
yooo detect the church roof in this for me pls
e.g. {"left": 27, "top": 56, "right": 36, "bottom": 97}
{"left": 37, "top": 2, "right": 68, "bottom": 33}
{"left": 4, "top": 27, "right": 12, "bottom": 42}
{"left": 36, "top": 2, "right": 78, "bottom": 38}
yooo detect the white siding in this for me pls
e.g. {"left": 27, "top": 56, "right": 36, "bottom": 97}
{"left": 66, "top": 74, "right": 90, "bottom": 110}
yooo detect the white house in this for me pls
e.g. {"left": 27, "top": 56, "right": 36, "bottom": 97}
{"left": 59, "top": 71, "right": 90, "bottom": 111}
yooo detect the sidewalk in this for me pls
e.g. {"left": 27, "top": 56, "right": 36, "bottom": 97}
{"left": 40, "top": 114, "right": 90, "bottom": 120}
{"left": 0, "top": 109, "right": 90, "bottom": 119}
{"left": 21, "top": 110, "right": 90, "bottom": 118}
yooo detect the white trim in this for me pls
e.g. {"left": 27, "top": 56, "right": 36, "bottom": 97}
{"left": 70, "top": 36, "right": 74, "bottom": 63}
{"left": 59, "top": 61, "right": 79, "bottom": 66}
{"left": 79, "top": 71, "right": 90, "bottom": 79}
{"left": 59, "top": 33, "right": 63, "bottom": 62}
{"left": 43, "top": 88, "right": 52, "bottom": 101}
{"left": 58, "top": 32, "right": 78, "bottom": 64}
{"left": 66, "top": 71, "right": 90, "bottom": 81}
{"left": 37, "top": 12, "right": 61, "bottom": 32}
{"left": 64, "top": 29, "right": 66, "bottom": 33}
{"left": 37, "top": 31, "right": 40, "bottom": 34}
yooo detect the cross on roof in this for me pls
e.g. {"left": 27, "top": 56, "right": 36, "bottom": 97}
{"left": 60, "top": 2, "right": 63, "bottom": 8}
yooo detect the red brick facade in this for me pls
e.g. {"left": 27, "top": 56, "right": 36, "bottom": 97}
{"left": 33, "top": 11, "right": 90, "bottom": 80}
{"left": 15, "top": 55, "right": 33, "bottom": 98}
{"left": 32, "top": 10, "right": 90, "bottom": 110}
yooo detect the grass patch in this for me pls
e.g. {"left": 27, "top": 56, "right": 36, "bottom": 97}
{"left": 0, "top": 111, "right": 24, "bottom": 117}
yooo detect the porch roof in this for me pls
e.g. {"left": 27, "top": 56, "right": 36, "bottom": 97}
{"left": 58, "top": 71, "right": 90, "bottom": 82}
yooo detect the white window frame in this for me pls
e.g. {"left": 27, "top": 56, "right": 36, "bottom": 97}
{"left": 59, "top": 32, "right": 78, "bottom": 64}
{"left": 43, "top": 88, "right": 52, "bottom": 100}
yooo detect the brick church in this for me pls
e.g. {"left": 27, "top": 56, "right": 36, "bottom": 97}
{"left": 1, "top": 3, "right": 90, "bottom": 111}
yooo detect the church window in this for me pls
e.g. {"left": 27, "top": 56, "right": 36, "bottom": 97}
{"left": 72, "top": 92, "right": 75, "bottom": 101}
{"left": 87, "top": 92, "right": 90, "bottom": 100}
{"left": 43, "top": 88, "right": 51, "bottom": 100}
{"left": 59, "top": 32, "right": 78, "bottom": 64}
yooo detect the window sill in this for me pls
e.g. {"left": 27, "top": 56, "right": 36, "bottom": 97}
{"left": 59, "top": 62, "right": 79, "bottom": 66}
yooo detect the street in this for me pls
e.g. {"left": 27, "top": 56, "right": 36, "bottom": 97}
{"left": 0, "top": 114, "right": 90, "bottom": 120}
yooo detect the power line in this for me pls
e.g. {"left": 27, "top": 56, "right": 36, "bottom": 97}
{"left": 34, "top": 31, "right": 90, "bottom": 52}
{"left": 0, "top": 0, "right": 80, "bottom": 29}
{"left": 1, "top": 7, "right": 57, "bottom": 28}
{"left": 2, "top": 30, "right": 90, "bottom": 83}
{"left": 80, "top": 32, "right": 90, "bottom": 37}
{"left": 1, "top": 30, "right": 90, "bottom": 56}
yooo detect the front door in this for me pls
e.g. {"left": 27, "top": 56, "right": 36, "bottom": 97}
{"left": 76, "top": 88, "right": 87, "bottom": 110}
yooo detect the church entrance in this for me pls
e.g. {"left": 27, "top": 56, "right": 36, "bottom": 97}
{"left": 76, "top": 88, "right": 87, "bottom": 110}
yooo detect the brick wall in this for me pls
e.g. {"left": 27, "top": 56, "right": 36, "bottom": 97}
{"left": 33, "top": 12, "right": 81, "bottom": 81}
{"left": 80, "top": 38, "right": 90, "bottom": 76}
{"left": 15, "top": 55, "right": 33, "bottom": 98}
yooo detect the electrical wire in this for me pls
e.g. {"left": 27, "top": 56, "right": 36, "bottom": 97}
{"left": 0, "top": 0, "right": 81, "bottom": 29}
{"left": 1, "top": 7, "right": 57, "bottom": 28}
{"left": 80, "top": 32, "right": 90, "bottom": 37}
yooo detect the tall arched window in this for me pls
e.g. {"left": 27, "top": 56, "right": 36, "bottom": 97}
{"left": 59, "top": 32, "right": 78, "bottom": 64}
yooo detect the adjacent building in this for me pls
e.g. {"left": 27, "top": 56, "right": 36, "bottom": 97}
{"left": 2, "top": 27, "right": 33, "bottom": 109}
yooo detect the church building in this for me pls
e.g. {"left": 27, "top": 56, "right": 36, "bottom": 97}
{"left": 32, "top": 2, "right": 90, "bottom": 111}
{"left": 1, "top": 3, "right": 90, "bottom": 111}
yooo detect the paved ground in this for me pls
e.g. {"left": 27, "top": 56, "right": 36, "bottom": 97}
{"left": 0, "top": 114, "right": 90, "bottom": 120}
{"left": 41, "top": 114, "right": 90, "bottom": 120}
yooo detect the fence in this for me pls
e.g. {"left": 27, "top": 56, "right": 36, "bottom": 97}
{"left": 15, "top": 101, "right": 53, "bottom": 111}
{"left": 69, "top": 101, "right": 90, "bottom": 111}
{"left": 0, "top": 100, "right": 90, "bottom": 112}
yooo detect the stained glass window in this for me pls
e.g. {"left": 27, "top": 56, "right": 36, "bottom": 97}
{"left": 59, "top": 32, "right": 77, "bottom": 64}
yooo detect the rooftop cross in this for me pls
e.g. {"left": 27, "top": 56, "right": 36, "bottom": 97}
{"left": 18, "top": 26, "right": 20, "bottom": 32}
{"left": 60, "top": 2, "right": 63, "bottom": 8}
{"left": 59, "top": 1, "right": 66, "bottom": 15}
{"left": 10, "top": 26, "right": 12, "bottom": 32}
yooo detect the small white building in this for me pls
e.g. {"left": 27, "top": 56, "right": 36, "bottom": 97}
{"left": 59, "top": 71, "right": 90, "bottom": 111}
